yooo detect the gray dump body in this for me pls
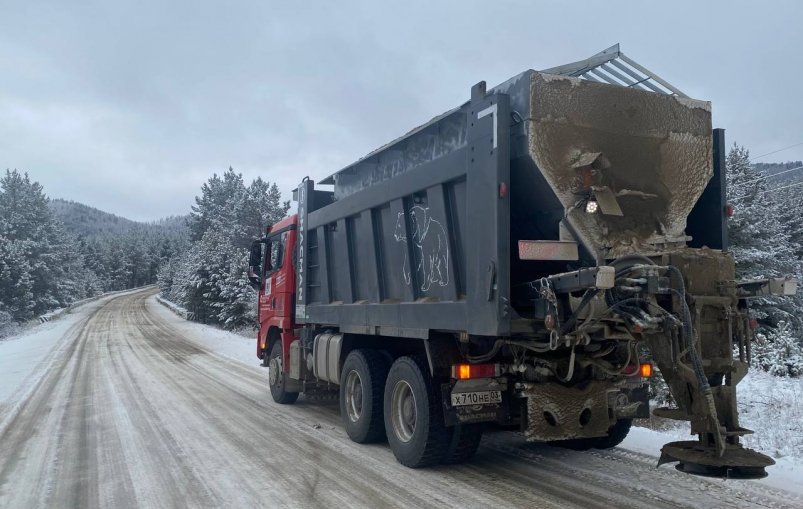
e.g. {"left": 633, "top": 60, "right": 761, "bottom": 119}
{"left": 294, "top": 71, "right": 714, "bottom": 339}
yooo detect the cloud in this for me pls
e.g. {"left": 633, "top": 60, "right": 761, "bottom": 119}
{"left": 1, "top": 0, "right": 802, "bottom": 220}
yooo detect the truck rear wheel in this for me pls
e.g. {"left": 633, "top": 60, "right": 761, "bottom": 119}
{"left": 340, "top": 349, "right": 390, "bottom": 443}
{"left": 443, "top": 423, "right": 483, "bottom": 464}
{"left": 384, "top": 356, "right": 450, "bottom": 468}
{"left": 589, "top": 418, "right": 632, "bottom": 449}
{"left": 552, "top": 419, "right": 633, "bottom": 451}
{"left": 268, "top": 341, "right": 299, "bottom": 405}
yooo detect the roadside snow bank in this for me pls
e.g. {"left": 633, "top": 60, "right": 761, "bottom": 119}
{"left": 622, "top": 426, "right": 803, "bottom": 496}
{"left": 0, "top": 312, "right": 85, "bottom": 405}
{"left": 0, "top": 288, "right": 150, "bottom": 433}
{"left": 641, "top": 371, "right": 802, "bottom": 462}
{"left": 628, "top": 370, "right": 803, "bottom": 496}
{"left": 36, "top": 285, "right": 156, "bottom": 324}
{"left": 738, "top": 370, "right": 803, "bottom": 460}
{"left": 155, "top": 294, "right": 192, "bottom": 319}
{"left": 148, "top": 295, "right": 255, "bottom": 365}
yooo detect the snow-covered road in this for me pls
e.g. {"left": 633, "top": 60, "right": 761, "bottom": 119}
{"left": 0, "top": 288, "right": 800, "bottom": 508}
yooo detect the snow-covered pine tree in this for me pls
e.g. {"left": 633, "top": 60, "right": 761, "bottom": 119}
{"left": 0, "top": 235, "right": 35, "bottom": 321}
{"left": 751, "top": 322, "right": 803, "bottom": 377}
{"left": 775, "top": 186, "right": 803, "bottom": 260}
{"left": 726, "top": 146, "right": 803, "bottom": 377}
{"left": 726, "top": 145, "right": 799, "bottom": 329}
{"left": 0, "top": 170, "right": 97, "bottom": 320}
{"left": 188, "top": 168, "right": 247, "bottom": 242}
{"left": 165, "top": 168, "right": 288, "bottom": 329}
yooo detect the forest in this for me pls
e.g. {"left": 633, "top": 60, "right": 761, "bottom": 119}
{"left": 0, "top": 170, "right": 186, "bottom": 337}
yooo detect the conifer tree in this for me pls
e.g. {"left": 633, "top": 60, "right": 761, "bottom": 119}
{"left": 163, "top": 167, "right": 288, "bottom": 329}
{"left": 726, "top": 145, "right": 799, "bottom": 330}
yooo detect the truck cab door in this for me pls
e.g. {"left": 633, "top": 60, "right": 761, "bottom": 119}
{"left": 260, "top": 231, "right": 289, "bottom": 319}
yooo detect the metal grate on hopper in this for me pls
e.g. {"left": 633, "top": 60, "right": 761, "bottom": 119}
{"left": 540, "top": 44, "right": 687, "bottom": 98}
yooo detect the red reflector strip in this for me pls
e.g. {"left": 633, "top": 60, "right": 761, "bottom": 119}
{"left": 451, "top": 363, "right": 498, "bottom": 379}
{"left": 622, "top": 364, "right": 639, "bottom": 376}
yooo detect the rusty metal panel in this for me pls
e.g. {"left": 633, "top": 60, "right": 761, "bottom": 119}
{"left": 522, "top": 382, "right": 615, "bottom": 441}
{"left": 525, "top": 71, "right": 712, "bottom": 260}
{"left": 518, "top": 240, "right": 579, "bottom": 261}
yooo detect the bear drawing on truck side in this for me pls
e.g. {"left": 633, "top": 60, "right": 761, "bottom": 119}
{"left": 394, "top": 206, "right": 449, "bottom": 292}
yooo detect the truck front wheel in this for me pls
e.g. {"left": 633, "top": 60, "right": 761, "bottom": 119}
{"left": 340, "top": 349, "right": 390, "bottom": 443}
{"left": 268, "top": 341, "right": 299, "bottom": 404}
{"left": 384, "top": 356, "right": 450, "bottom": 467}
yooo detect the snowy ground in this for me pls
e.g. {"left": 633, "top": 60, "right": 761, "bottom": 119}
{"left": 1, "top": 288, "right": 801, "bottom": 508}
{"left": 0, "top": 288, "right": 152, "bottom": 429}
{"left": 150, "top": 294, "right": 803, "bottom": 497}
{"left": 739, "top": 370, "right": 803, "bottom": 461}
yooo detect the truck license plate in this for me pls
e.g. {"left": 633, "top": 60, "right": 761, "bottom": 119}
{"left": 451, "top": 390, "right": 502, "bottom": 407}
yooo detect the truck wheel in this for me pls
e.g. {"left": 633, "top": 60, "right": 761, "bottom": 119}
{"left": 268, "top": 341, "right": 298, "bottom": 405}
{"left": 552, "top": 419, "right": 632, "bottom": 451}
{"left": 340, "top": 349, "right": 390, "bottom": 443}
{"left": 589, "top": 418, "right": 632, "bottom": 449}
{"left": 443, "top": 423, "right": 483, "bottom": 464}
{"left": 384, "top": 356, "right": 450, "bottom": 468}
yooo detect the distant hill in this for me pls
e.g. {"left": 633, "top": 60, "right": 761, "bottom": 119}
{"left": 49, "top": 198, "right": 189, "bottom": 237}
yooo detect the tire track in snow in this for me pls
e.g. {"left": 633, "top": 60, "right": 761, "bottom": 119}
{"left": 1, "top": 288, "right": 800, "bottom": 509}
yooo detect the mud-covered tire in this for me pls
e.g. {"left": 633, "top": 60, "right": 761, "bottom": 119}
{"left": 589, "top": 418, "right": 632, "bottom": 449}
{"left": 268, "top": 341, "right": 299, "bottom": 405}
{"left": 340, "top": 349, "right": 390, "bottom": 443}
{"left": 384, "top": 356, "right": 450, "bottom": 468}
{"left": 443, "top": 423, "right": 483, "bottom": 464}
{"left": 551, "top": 419, "right": 632, "bottom": 451}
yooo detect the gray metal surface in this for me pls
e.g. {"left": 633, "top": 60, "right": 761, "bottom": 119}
{"left": 297, "top": 47, "right": 714, "bottom": 339}
{"left": 297, "top": 82, "right": 511, "bottom": 337}
{"left": 687, "top": 128, "right": 728, "bottom": 250}
{"left": 312, "top": 332, "right": 344, "bottom": 383}
{"left": 541, "top": 43, "right": 688, "bottom": 97}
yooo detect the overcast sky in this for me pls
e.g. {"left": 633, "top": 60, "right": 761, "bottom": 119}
{"left": 1, "top": 0, "right": 801, "bottom": 221}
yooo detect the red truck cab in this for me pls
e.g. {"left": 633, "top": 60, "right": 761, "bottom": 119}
{"left": 249, "top": 215, "right": 298, "bottom": 367}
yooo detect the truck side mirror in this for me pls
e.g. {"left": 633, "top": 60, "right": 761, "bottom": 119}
{"left": 248, "top": 240, "right": 263, "bottom": 289}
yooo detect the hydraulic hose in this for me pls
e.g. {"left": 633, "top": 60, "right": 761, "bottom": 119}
{"left": 559, "top": 288, "right": 599, "bottom": 336}
{"left": 663, "top": 265, "right": 711, "bottom": 393}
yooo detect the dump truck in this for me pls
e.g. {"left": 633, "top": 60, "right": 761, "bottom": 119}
{"left": 247, "top": 46, "right": 794, "bottom": 477}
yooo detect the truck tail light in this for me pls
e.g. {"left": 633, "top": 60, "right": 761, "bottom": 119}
{"left": 452, "top": 363, "right": 499, "bottom": 379}
{"left": 623, "top": 362, "right": 653, "bottom": 377}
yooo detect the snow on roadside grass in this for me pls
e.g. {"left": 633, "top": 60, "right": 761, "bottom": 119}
{"left": 149, "top": 295, "right": 256, "bottom": 365}
{"left": 0, "top": 310, "right": 83, "bottom": 405}
{"left": 629, "top": 371, "right": 803, "bottom": 495}
{"left": 738, "top": 370, "right": 803, "bottom": 460}
{"left": 622, "top": 426, "right": 803, "bottom": 496}
{"left": 0, "top": 288, "right": 150, "bottom": 434}
{"left": 640, "top": 371, "right": 803, "bottom": 462}
{"left": 155, "top": 294, "right": 192, "bottom": 319}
